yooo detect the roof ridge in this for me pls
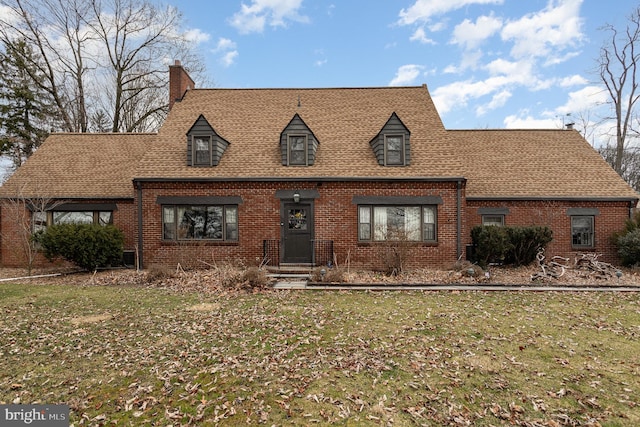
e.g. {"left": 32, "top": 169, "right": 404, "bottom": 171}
{"left": 190, "top": 85, "right": 428, "bottom": 91}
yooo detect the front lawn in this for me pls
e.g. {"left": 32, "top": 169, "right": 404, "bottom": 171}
{"left": 1, "top": 283, "right": 638, "bottom": 426}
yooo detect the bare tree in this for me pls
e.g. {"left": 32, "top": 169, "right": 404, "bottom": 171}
{"left": 599, "top": 144, "right": 640, "bottom": 191}
{"left": 1, "top": 183, "right": 65, "bottom": 275}
{"left": 598, "top": 6, "right": 640, "bottom": 174}
{"left": 0, "top": 0, "right": 207, "bottom": 134}
{"left": 0, "top": 0, "right": 90, "bottom": 132}
{"left": 88, "top": 0, "right": 197, "bottom": 132}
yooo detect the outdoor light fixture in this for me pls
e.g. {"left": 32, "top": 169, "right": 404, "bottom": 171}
{"left": 293, "top": 191, "right": 300, "bottom": 203}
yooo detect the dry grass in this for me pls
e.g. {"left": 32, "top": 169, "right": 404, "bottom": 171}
{"left": 0, "top": 278, "right": 638, "bottom": 426}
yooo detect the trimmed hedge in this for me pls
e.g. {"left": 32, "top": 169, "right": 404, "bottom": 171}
{"left": 470, "top": 225, "right": 553, "bottom": 268}
{"left": 36, "top": 223, "right": 124, "bottom": 270}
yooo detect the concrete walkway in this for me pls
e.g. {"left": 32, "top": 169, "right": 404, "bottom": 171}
{"left": 273, "top": 281, "right": 640, "bottom": 292}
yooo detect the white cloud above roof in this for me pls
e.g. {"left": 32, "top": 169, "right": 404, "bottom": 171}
{"left": 501, "top": 0, "right": 584, "bottom": 60}
{"left": 229, "top": 0, "right": 309, "bottom": 34}
{"left": 213, "top": 38, "right": 239, "bottom": 67}
{"left": 389, "top": 65, "right": 425, "bottom": 86}
{"left": 451, "top": 14, "right": 502, "bottom": 50}
{"left": 398, "top": 0, "right": 504, "bottom": 25}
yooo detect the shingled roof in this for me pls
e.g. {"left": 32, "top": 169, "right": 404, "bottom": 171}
{"left": 1, "top": 86, "right": 636, "bottom": 203}
{"left": 452, "top": 129, "right": 638, "bottom": 200}
{"left": 0, "top": 133, "right": 156, "bottom": 199}
{"left": 135, "top": 86, "right": 464, "bottom": 180}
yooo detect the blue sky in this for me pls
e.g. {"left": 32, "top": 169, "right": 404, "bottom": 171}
{"left": 168, "top": 0, "right": 637, "bottom": 134}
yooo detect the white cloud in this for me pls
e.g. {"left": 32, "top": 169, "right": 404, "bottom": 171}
{"left": 183, "top": 28, "right": 210, "bottom": 44}
{"left": 558, "top": 74, "right": 588, "bottom": 87}
{"left": 555, "top": 85, "right": 608, "bottom": 115}
{"left": 432, "top": 79, "right": 498, "bottom": 114}
{"left": 409, "top": 27, "right": 436, "bottom": 44}
{"left": 214, "top": 38, "right": 237, "bottom": 52}
{"left": 221, "top": 50, "right": 239, "bottom": 67}
{"left": 503, "top": 114, "right": 559, "bottom": 129}
{"left": 0, "top": 5, "right": 19, "bottom": 26}
{"left": 501, "top": 0, "right": 584, "bottom": 61}
{"left": 398, "top": 0, "right": 504, "bottom": 26}
{"left": 229, "top": 0, "right": 309, "bottom": 34}
{"left": 432, "top": 60, "right": 537, "bottom": 114}
{"left": 213, "top": 38, "right": 238, "bottom": 67}
{"left": 451, "top": 14, "right": 502, "bottom": 50}
{"left": 476, "top": 89, "right": 511, "bottom": 115}
{"left": 389, "top": 64, "right": 425, "bottom": 86}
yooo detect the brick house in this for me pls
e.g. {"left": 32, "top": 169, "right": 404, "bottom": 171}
{"left": 0, "top": 63, "right": 637, "bottom": 270}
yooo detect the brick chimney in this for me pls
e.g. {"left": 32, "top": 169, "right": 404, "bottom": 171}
{"left": 169, "top": 60, "right": 195, "bottom": 111}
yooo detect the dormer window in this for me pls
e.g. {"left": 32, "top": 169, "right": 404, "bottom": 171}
{"left": 288, "top": 135, "right": 308, "bottom": 165}
{"left": 186, "top": 115, "right": 229, "bottom": 167}
{"left": 194, "top": 136, "right": 212, "bottom": 166}
{"left": 384, "top": 135, "right": 405, "bottom": 165}
{"left": 370, "top": 113, "right": 410, "bottom": 166}
{"left": 281, "top": 114, "right": 318, "bottom": 166}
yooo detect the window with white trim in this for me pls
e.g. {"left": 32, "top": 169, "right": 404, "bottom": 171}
{"left": 358, "top": 205, "right": 436, "bottom": 242}
{"left": 571, "top": 215, "right": 594, "bottom": 248}
{"left": 163, "top": 205, "right": 238, "bottom": 241}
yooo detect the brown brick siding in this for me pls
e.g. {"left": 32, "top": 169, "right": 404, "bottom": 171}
{"left": 0, "top": 199, "right": 137, "bottom": 268}
{"left": 138, "top": 180, "right": 465, "bottom": 270}
{"left": 1, "top": 190, "right": 632, "bottom": 270}
{"left": 466, "top": 199, "right": 633, "bottom": 263}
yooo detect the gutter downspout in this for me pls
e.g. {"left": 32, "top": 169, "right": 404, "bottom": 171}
{"left": 136, "top": 181, "right": 144, "bottom": 270}
{"left": 457, "top": 180, "right": 462, "bottom": 260}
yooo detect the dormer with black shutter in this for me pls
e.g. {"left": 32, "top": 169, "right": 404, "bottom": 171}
{"left": 186, "top": 114, "right": 230, "bottom": 167}
{"left": 370, "top": 112, "right": 411, "bottom": 166}
{"left": 280, "top": 113, "right": 319, "bottom": 166}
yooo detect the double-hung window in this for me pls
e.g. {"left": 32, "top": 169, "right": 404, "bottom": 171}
{"left": 358, "top": 205, "right": 437, "bottom": 242}
{"left": 384, "top": 135, "right": 404, "bottom": 165}
{"left": 163, "top": 205, "right": 238, "bottom": 241}
{"left": 288, "top": 135, "right": 307, "bottom": 166}
{"left": 193, "top": 136, "right": 212, "bottom": 166}
{"left": 571, "top": 215, "right": 594, "bottom": 248}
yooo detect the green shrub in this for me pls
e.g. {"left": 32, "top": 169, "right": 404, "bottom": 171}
{"left": 617, "top": 228, "right": 640, "bottom": 266}
{"left": 471, "top": 225, "right": 553, "bottom": 268}
{"left": 470, "top": 225, "right": 512, "bottom": 268}
{"left": 37, "top": 223, "right": 124, "bottom": 270}
{"left": 505, "top": 226, "right": 553, "bottom": 266}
